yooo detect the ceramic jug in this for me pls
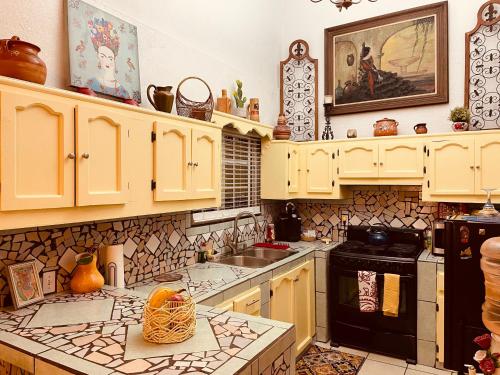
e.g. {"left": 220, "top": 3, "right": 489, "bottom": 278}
{"left": 147, "top": 85, "right": 174, "bottom": 113}
{"left": 247, "top": 98, "right": 260, "bottom": 122}
{"left": 70, "top": 253, "right": 104, "bottom": 294}
{"left": 216, "top": 89, "right": 231, "bottom": 114}
{"left": 414, "top": 123, "right": 428, "bottom": 134}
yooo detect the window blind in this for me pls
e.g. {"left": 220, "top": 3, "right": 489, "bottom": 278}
{"left": 221, "top": 131, "right": 261, "bottom": 210}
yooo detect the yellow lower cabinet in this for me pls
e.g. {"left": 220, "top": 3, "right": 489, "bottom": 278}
{"left": 436, "top": 271, "right": 445, "bottom": 363}
{"left": 270, "top": 259, "right": 315, "bottom": 355}
{"left": 216, "top": 287, "right": 261, "bottom": 316}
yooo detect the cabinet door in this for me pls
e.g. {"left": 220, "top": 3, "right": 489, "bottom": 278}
{"left": 216, "top": 300, "right": 234, "bottom": 312}
{"left": 292, "top": 260, "right": 315, "bottom": 355}
{"left": 153, "top": 121, "right": 191, "bottom": 201}
{"left": 233, "top": 287, "right": 261, "bottom": 316}
{"left": 306, "top": 145, "right": 334, "bottom": 193}
{"left": 288, "top": 146, "right": 300, "bottom": 193}
{"left": 0, "top": 91, "right": 75, "bottom": 211}
{"left": 191, "top": 127, "right": 220, "bottom": 200}
{"left": 474, "top": 134, "right": 500, "bottom": 195}
{"left": 426, "top": 139, "right": 475, "bottom": 195}
{"left": 436, "top": 271, "right": 445, "bottom": 363}
{"left": 379, "top": 141, "right": 424, "bottom": 178}
{"left": 339, "top": 143, "right": 378, "bottom": 178}
{"left": 270, "top": 269, "right": 295, "bottom": 324}
{"left": 76, "top": 105, "right": 129, "bottom": 206}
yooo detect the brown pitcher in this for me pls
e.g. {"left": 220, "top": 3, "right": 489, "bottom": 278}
{"left": 147, "top": 85, "right": 174, "bottom": 113}
{"left": 414, "top": 123, "right": 428, "bottom": 134}
{"left": 0, "top": 36, "right": 46, "bottom": 84}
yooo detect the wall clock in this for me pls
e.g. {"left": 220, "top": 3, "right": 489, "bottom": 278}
{"left": 466, "top": 0, "right": 500, "bottom": 130}
{"left": 280, "top": 40, "right": 318, "bottom": 141}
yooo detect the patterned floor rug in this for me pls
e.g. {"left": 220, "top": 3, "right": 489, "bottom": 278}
{"left": 296, "top": 345, "right": 365, "bottom": 375}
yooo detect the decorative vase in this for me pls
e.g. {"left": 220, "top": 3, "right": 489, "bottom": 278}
{"left": 216, "top": 89, "right": 232, "bottom": 114}
{"left": 0, "top": 36, "right": 47, "bottom": 84}
{"left": 347, "top": 129, "right": 357, "bottom": 138}
{"left": 452, "top": 122, "right": 469, "bottom": 132}
{"left": 273, "top": 114, "right": 291, "bottom": 140}
{"left": 147, "top": 84, "right": 174, "bottom": 113}
{"left": 233, "top": 106, "right": 247, "bottom": 118}
{"left": 414, "top": 123, "right": 428, "bottom": 134}
{"left": 247, "top": 98, "right": 260, "bottom": 122}
{"left": 373, "top": 118, "right": 398, "bottom": 137}
{"left": 70, "top": 253, "right": 104, "bottom": 294}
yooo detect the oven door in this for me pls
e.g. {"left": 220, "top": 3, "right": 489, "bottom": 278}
{"left": 331, "top": 267, "right": 417, "bottom": 335}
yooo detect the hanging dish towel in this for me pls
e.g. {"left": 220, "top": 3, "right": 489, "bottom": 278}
{"left": 358, "top": 271, "right": 379, "bottom": 312}
{"left": 382, "top": 273, "right": 400, "bottom": 317}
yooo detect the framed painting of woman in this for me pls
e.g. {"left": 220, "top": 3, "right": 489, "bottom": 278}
{"left": 325, "top": 2, "right": 448, "bottom": 116}
{"left": 6, "top": 260, "right": 44, "bottom": 310}
{"left": 67, "top": 0, "right": 141, "bottom": 102}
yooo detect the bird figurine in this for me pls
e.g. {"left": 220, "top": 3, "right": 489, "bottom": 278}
{"left": 127, "top": 58, "right": 136, "bottom": 72}
{"left": 75, "top": 40, "right": 86, "bottom": 56}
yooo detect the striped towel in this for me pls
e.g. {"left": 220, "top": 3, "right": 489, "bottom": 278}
{"left": 358, "top": 271, "right": 379, "bottom": 313}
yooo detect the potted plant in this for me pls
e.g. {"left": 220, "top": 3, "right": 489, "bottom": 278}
{"left": 232, "top": 80, "right": 247, "bottom": 118}
{"left": 449, "top": 106, "right": 471, "bottom": 132}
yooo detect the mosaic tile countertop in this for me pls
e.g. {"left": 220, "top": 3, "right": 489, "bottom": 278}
{"left": 128, "top": 241, "right": 338, "bottom": 303}
{"left": 0, "top": 287, "right": 294, "bottom": 375}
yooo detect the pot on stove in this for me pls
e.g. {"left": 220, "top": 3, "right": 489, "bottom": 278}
{"left": 367, "top": 224, "right": 389, "bottom": 245}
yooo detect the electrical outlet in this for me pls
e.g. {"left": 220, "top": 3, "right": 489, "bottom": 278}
{"left": 42, "top": 270, "right": 56, "bottom": 294}
{"left": 341, "top": 210, "right": 350, "bottom": 226}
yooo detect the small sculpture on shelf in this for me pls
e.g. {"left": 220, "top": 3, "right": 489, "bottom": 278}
{"left": 232, "top": 80, "right": 247, "bottom": 118}
{"left": 216, "top": 89, "right": 232, "bottom": 114}
{"left": 147, "top": 84, "right": 174, "bottom": 113}
{"left": 273, "top": 114, "right": 291, "bottom": 140}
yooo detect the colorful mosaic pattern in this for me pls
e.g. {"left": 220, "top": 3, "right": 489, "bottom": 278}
{"left": 295, "top": 186, "right": 447, "bottom": 241}
{"left": 0, "top": 288, "right": 291, "bottom": 374}
{"left": 0, "top": 203, "right": 276, "bottom": 307}
{"left": 296, "top": 345, "right": 365, "bottom": 375}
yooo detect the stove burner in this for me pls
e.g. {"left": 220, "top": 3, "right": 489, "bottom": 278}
{"left": 335, "top": 240, "right": 420, "bottom": 259}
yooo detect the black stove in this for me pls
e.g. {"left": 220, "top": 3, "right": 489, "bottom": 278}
{"left": 329, "top": 225, "right": 425, "bottom": 363}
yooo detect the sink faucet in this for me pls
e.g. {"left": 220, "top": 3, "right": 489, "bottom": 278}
{"left": 229, "top": 211, "right": 260, "bottom": 254}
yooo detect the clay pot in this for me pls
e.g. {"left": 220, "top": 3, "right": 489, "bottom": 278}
{"left": 147, "top": 85, "right": 174, "bottom": 113}
{"left": 0, "top": 36, "right": 47, "bottom": 84}
{"left": 414, "top": 123, "right": 428, "bottom": 134}
{"left": 216, "top": 89, "right": 232, "bottom": 114}
{"left": 247, "top": 98, "right": 260, "bottom": 122}
{"left": 273, "top": 114, "right": 291, "bottom": 140}
{"left": 452, "top": 122, "right": 469, "bottom": 132}
{"left": 70, "top": 253, "right": 104, "bottom": 294}
{"left": 373, "top": 118, "right": 398, "bottom": 137}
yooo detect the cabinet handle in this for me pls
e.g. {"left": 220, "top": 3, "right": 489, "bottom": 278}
{"left": 380, "top": 162, "right": 384, "bottom": 166}
{"left": 293, "top": 277, "right": 299, "bottom": 282}
{"left": 476, "top": 165, "right": 480, "bottom": 169}
{"left": 67, "top": 152, "right": 76, "bottom": 160}
{"left": 246, "top": 299, "right": 259, "bottom": 306}
{"left": 373, "top": 162, "right": 377, "bottom": 166}
{"left": 298, "top": 169, "right": 301, "bottom": 172}
{"left": 82, "top": 152, "right": 90, "bottom": 159}
{"left": 193, "top": 162, "right": 199, "bottom": 167}
{"left": 188, "top": 162, "right": 193, "bottom": 166}
{"left": 307, "top": 169, "right": 310, "bottom": 173}
{"left": 470, "top": 166, "right": 474, "bottom": 169}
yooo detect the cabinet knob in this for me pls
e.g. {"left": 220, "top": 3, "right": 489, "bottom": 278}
{"left": 380, "top": 162, "right": 384, "bottom": 166}
{"left": 307, "top": 169, "right": 310, "bottom": 173}
{"left": 193, "top": 162, "right": 199, "bottom": 167}
{"left": 188, "top": 162, "right": 193, "bottom": 166}
{"left": 373, "top": 162, "right": 377, "bottom": 166}
{"left": 293, "top": 277, "right": 299, "bottom": 282}
{"left": 67, "top": 152, "right": 76, "bottom": 160}
{"left": 476, "top": 165, "right": 480, "bottom": 169}
{"left": 82, "top": 153, "right": 90, "bottom": 159}
{"left": 470, "top": 166, "right": 474, "bottom": 169}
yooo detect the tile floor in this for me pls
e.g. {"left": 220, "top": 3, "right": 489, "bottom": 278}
{"left": 314, "top": 342, "right": 458, "bottom": 375}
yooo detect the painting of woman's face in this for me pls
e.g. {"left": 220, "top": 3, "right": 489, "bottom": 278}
{"left": 98, "top": 45, "right": 116, "bottom": 73}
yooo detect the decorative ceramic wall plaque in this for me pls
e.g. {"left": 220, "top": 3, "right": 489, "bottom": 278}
{"left": 465, "top": 0, "right": 500, "bottom": 130}
{"left": 280, "top": 40, "right": 318, "bottom": 141}
{"left": 324, "top": 2, "right": 448, "bottom": 116}
{"left": 67, "top": 0, "right": 141, "bottom": 102}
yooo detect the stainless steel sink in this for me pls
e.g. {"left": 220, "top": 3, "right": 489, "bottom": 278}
{"left": 240, "top": 247, "right": 298, "bottom": 260}
{"left": 212, "top": 246, "right": 298, "bottom": 268}
{"left": 215, "top": 256, "right": 274, "bottom": 268}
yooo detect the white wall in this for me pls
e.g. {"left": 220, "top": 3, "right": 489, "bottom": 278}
{"left": 0, "top": 0, "right": 283, "bottom": 125}
{"left": 280, "top": 0, "right": 483, "bottom": 138}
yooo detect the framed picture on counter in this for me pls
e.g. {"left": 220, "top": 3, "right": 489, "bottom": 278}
{"left": 324, "top": 2, "right": 448, "bottom": 116}
{"left": 6, "top": 260, "right": 44, "bottom": 310}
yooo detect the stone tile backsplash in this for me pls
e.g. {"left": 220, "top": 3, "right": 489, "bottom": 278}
{"left": 294, "top": 186, "right": 443, "bottom": 241}
{"left": 0, "top": 204, "right": 275, "bottom": 307}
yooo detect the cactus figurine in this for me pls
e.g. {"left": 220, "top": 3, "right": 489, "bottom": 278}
{"left": 232, "top": 80, "right": 247, "bottom": 117}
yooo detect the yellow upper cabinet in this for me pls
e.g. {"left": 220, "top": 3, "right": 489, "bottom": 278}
{"left": 288, "top": 145, "right": 301, "bottom": 194}
{"left": 378, "top": 140, "right": 424, "bottom": 179}
{"left": 426, "top": 138, "right": 476, "bottom": 196}
{"left": 153, "top": 121, "right": 192, "bottom": 201}
{"left": 306, "top": 145, "right": 334, "bottom": 194}
{"left": 474, "top": 134, "right": 500, "bottom": 196}
{"left": 339, "top": 142, "right": 378, "bottom": 179}
{"left": 75, "top": 105, "right": 129, "bottom": 206}
{"left": 191, "top": 127, "right": 220, "bottom": 200}
{"left": 0, "top": 90, "right": 75, "bottom": 211}
{"left": 153, "top": 121, "right": 221, "bottom": 202}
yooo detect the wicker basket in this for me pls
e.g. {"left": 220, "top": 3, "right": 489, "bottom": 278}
{"left": 176, "top": 76, "right": 214, "bottom": 122}
{"left": 143, "top": 294, "right": 196, "bottom": 344}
